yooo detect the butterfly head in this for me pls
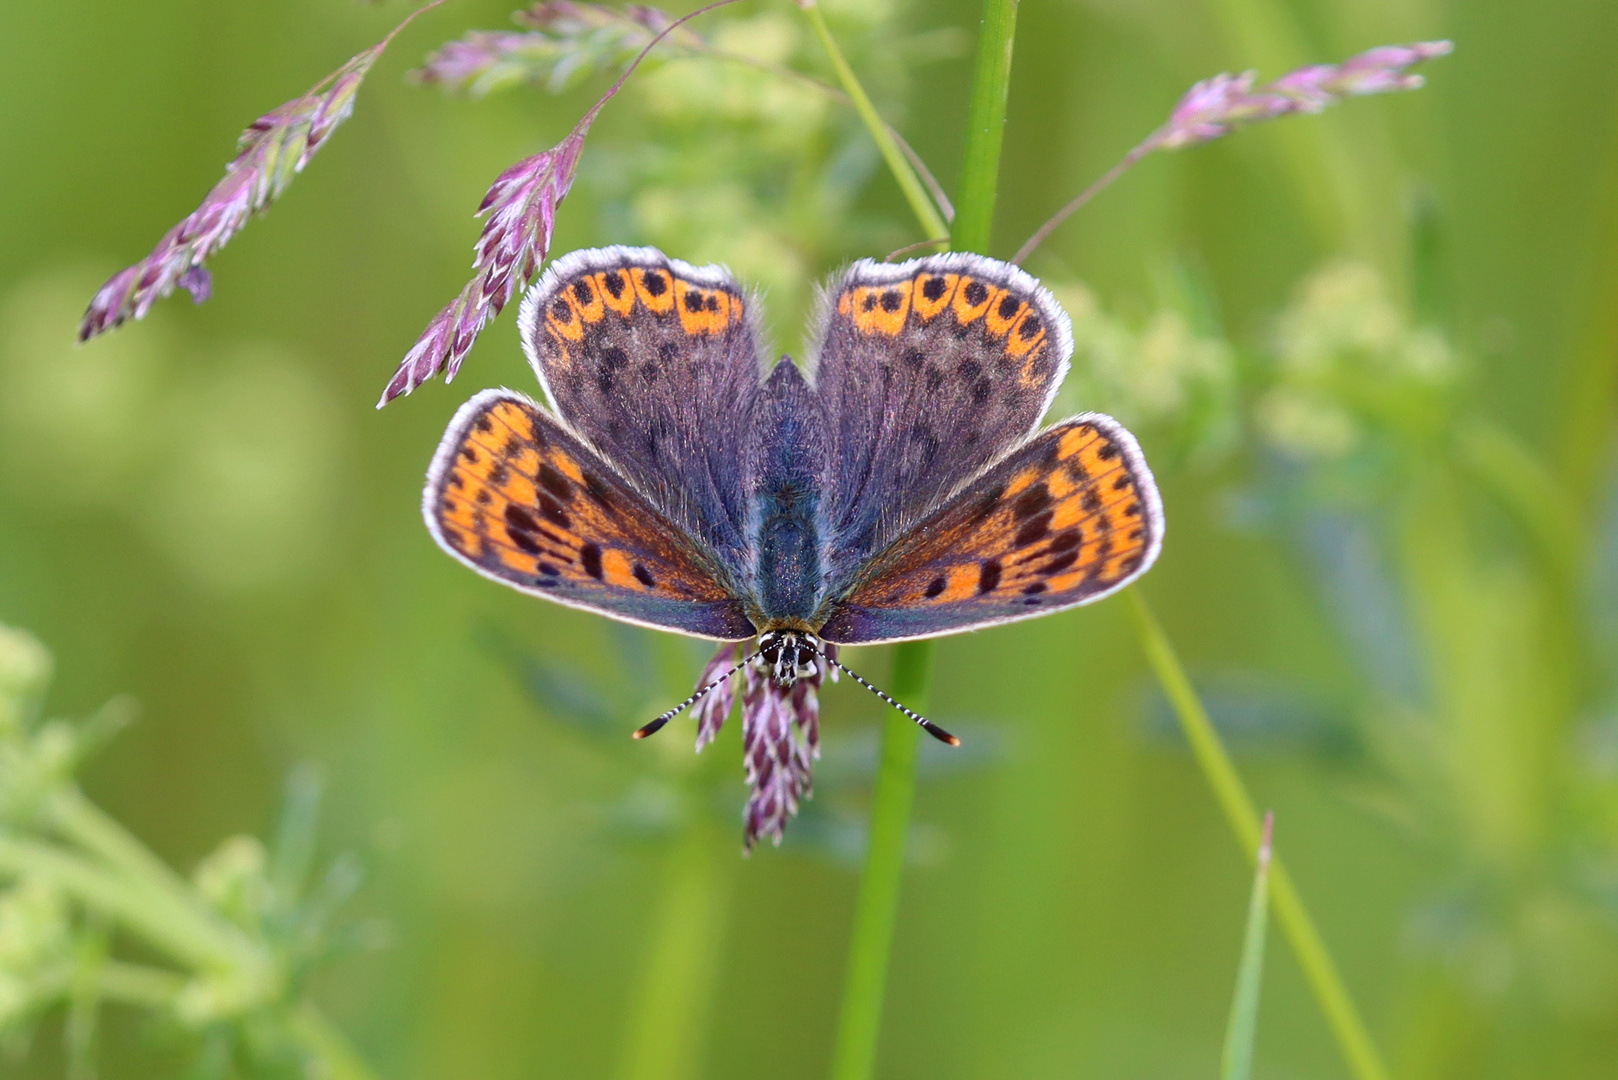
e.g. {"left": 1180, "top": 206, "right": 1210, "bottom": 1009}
{"left": 754, "top": 629, "right": 822, "bottom": 687}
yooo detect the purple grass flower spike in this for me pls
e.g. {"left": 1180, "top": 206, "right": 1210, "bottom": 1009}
{"left": 414, "top": 4, "right": 699, "bottom": 98}
{"left": 740, "top": 653, "right": 824, "bottom": 851}
{"left": 379, "top": 0, "right": 743, "bottom": 407}
{"left": 693, "top": 643, "right": 743, "bottom": 752}
{"left": 686, "top": 639, "right": 840, "bottom": 848}
{"left": 1012, "top": 39, "right": 1452, "bottom": 265}
{"left": 1153, "top": 71, "right": 1291, "bottom": 150}
{"left": 1156, "top": 40, "right": 1454, "bottom": 150}
{"left": 79, "top": 1, "right": 445, "bottom": 343}
{"left": 378, "top": 132, "right": 587, "bottom": 405}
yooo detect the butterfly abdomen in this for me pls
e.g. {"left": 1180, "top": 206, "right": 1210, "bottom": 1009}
{"left": 750, "top": 358, "right": 828, "bottom": 627}
{"left": 756, "top": 505, "right": 820, "bottom": 623}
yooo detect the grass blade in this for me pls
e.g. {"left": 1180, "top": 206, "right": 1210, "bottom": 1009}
{"left": 1221, "top": 812, "right": 1274, "bottom": 1080}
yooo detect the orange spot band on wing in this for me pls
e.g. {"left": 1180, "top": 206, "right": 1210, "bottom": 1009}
{"left": 848, "top": 284, "right": 912, "bottom": 336}
{"left": 630, "top": 267, "right": 676, "bottom": 313}
{"left": 910, "top": 272, "right": 959, "bottom": 319}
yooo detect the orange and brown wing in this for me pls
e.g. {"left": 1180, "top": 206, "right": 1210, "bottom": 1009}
{"left": 816, "top": 415, "right": 1163, "bottom": 644}
{"left": 425, "top": 390, "right": 754, "bottom": 640}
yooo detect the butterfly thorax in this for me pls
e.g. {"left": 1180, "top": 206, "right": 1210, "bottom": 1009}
{"left": 755, "top": 630, "right": 823, "bottom": 687}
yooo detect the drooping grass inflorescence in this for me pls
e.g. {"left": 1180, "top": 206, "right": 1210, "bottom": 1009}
{"left": 377, "top": 0, "right": 746, "bottom": 406}
{"left": 1012, "top": 40, "right": 1453, "bottom": 265}
{"left": 78, "top": 1, "right": 448, "bottom": 343}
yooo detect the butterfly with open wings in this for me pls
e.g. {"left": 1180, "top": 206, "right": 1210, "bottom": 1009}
{"left": 424, "top": 246, "right": 1163, "bottom": 845}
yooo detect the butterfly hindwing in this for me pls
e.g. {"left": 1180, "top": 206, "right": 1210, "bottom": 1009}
{"left": 810, "top": 253, "right": 1073, "bottom": 589}
{"left": 816, "top": 415, "right": 1163, "bottom": 644}
{"left": 425, "top": 389, "right": 754, "bottom": 639}
{"left": 517, "top": 246, "right": 765, "bottom": 571}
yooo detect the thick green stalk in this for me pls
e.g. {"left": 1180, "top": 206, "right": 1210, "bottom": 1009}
{"left": 1128, "top": 591, "right": 1391, "bottom": 1080}
{"left": 827, "top": 4, "right": 1019, "bottom": 1078}
{"left": 828, "top": 643, "right": 930, "bottom": 1080}
{"left": 798, "top": 1, "right": 950, "bottom": 242}
{"left": 951, "top": 0, "right": 1019, "bottom": 254}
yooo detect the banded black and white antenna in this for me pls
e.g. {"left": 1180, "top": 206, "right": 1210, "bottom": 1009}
{"left": 632, "top": 649, "right": 753, "bottom": 740}
{"left": 818, "top": 652, "right": 961, "bottom": 747}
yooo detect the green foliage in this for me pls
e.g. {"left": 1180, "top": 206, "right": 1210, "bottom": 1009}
{"left": 0, "top": 626, "right": 380, "bottom": 1077}
{"left": 4, "top": 0, "right": 1618, "bottom": 1077}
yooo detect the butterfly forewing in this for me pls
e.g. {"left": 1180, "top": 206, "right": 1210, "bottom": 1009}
{"left": 817, "top": 415, "right": 1163, "bottom": 644}
{"left": 425, "top": 389, "right": 754, "bottom": 640}
{"left": 810, "top": 254, "right": 1073, "bottom": 590}
{"left": 517, "top": 246, "right": 765, "bottom": 571}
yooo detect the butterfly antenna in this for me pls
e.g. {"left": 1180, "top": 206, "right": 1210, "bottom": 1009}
{"left": 633, "top": 650, "right": 755, "bottom": 740}
{"left": 821, "top": 654, "right": 961, "bottom": 747}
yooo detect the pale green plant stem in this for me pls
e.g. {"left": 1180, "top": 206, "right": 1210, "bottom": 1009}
{"left": 797, "top": 1, "right": 950, "bottom": 243}
{"left": 1129, "top": 591, "right": 1391, "bottom": 1080}
{"left": 0, "top": 830, "right": 251, "bottom": 973}
{"left": 286, "top": 1000, "right": 385, "bottom": 1080}
{"left": 951, "top": 0, "right": 1019, "bottom": 254}
{"left": 99, "top": 960, "right": 187, "bottom": 1006}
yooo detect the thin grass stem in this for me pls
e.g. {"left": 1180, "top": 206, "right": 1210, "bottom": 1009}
{"left": 798, "top": 1, "right": 951, "bottom": 243}
{"left": 1127, "top": 590, "right": 1391, "bottom": 1080}
{"left": 615, "top": 821, "right": 731, "bottom": 1080}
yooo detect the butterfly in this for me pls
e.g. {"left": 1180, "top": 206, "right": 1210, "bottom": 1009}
{"left": 424, "top": 246, "right": 1163, "bottom": 747}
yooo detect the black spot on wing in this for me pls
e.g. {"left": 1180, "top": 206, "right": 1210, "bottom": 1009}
{"left": 580, "top": 542, "right": 604, "bottom": 580}
{"left": 1015, "top": 512, "right": 1051, "bottom": 547}
{"left": 1048, "top": 529, "right": 1081, "bottom": 553}
{"left": 1013, "top": 483, "right": 1052, "bottom": 519}
{"left": 536, "top": 464, "right": 573, "bottom": 500}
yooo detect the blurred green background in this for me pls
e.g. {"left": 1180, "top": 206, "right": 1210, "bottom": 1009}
{"left": 3, "top": 0, "right": 1617, "bottom": 1077}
